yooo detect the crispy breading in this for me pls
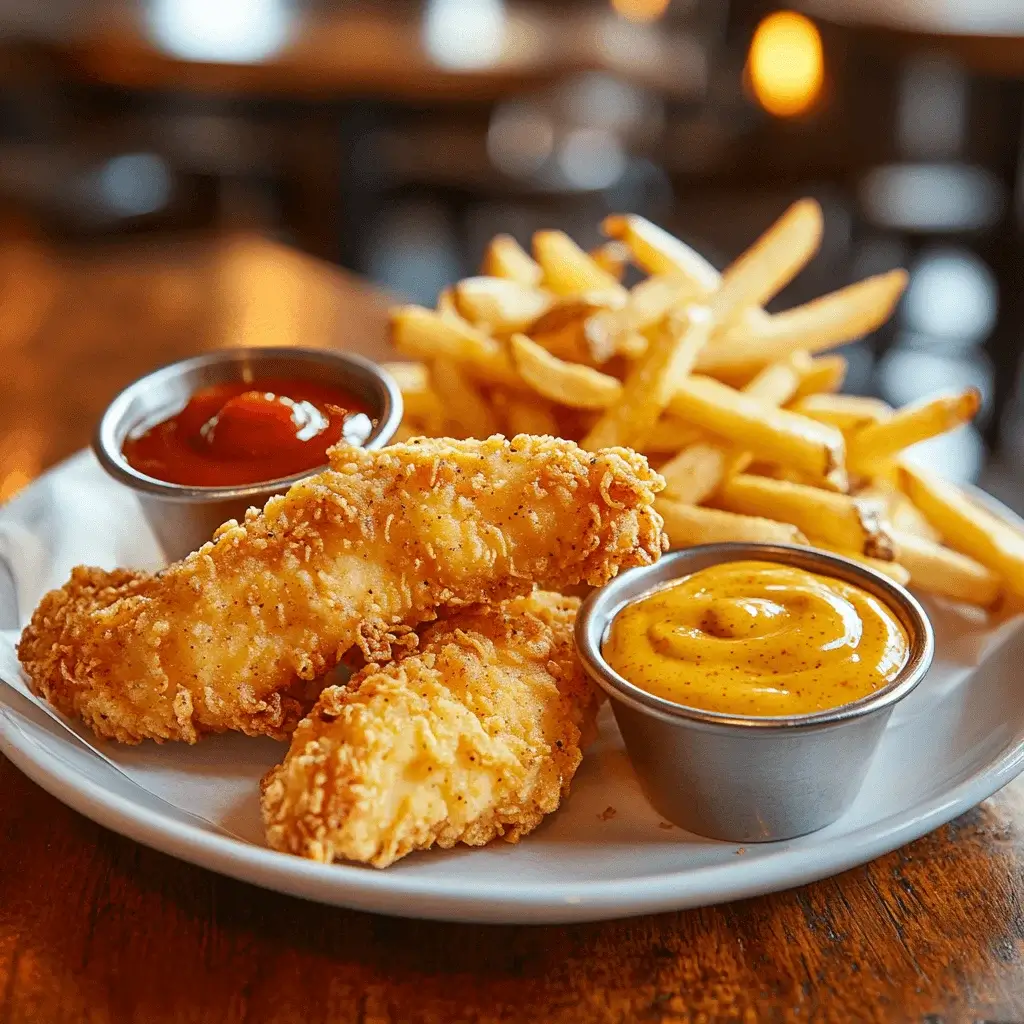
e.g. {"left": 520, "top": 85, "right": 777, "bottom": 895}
{"left": 260, "top": 591, "right": 599, "bottom": 867}
{"left": 19, "top": 435, "right": 663, "bottom": 743}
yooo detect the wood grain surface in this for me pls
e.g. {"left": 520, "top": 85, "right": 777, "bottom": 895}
{"left": 1, "top": 228, "right": 1023, "bottom": 1023}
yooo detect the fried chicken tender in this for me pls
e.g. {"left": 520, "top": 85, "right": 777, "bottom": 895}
{"left": 261, "top": 591, "right": 598, "bottom": 867}
{"left": 19, "top": 435, "right": 663, "bottom": 743}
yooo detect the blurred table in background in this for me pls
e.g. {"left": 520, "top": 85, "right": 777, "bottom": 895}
{"left": 52, "top": 0, "right": 708, "bottom": 101}
{"left": 4, "top": 228, "right": 1024, "bottom": 1021}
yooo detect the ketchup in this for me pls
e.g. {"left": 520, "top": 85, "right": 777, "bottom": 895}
{"left": 122, "top": 377, "right": 373, "bottom": 487}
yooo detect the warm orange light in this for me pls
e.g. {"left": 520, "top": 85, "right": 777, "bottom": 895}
{"left": 747, "top": 11, "right": 824, "bottom": 118}
{"left": 610, "top": 0, "right": 670, "bottom": 24}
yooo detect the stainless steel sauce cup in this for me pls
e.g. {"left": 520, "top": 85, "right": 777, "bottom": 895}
{"left": 575, "top": 543, "right": 935, "bottom": 843}
{"left": 94, "top": 347, "right": 402, "bottom": 561}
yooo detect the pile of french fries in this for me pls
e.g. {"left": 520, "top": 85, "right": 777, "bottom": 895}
{"left": 387, "top": 199, "right": 1020, "bottom": 610}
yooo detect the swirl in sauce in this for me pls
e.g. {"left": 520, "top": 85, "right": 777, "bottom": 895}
{"left": 602, "top": 560, "right": 910, "bottom": 716}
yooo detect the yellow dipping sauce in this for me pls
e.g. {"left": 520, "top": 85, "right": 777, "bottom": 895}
{"left": 602, "top": 560, "right": 910, "bottom": 717}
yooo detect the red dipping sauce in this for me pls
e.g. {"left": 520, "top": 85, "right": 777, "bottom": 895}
{"left": 122, "top": 377, "right": 373, "bottom": 487}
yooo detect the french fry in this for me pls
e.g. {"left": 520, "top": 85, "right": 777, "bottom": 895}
{"left": 667, "top": 375, "right": 847, "bottom": 488}
{"left": 893, "top": 530, "right": 1002, "bottom": 607}
{"left": 792, "top": 354, "right": 848, "bottom": 398}
{"left": 481, "top": 234, "right": 542, "bottom": 287}
{"left": 661, "top": 354, "right": 809, "bottom": 502}
{"left": 532, "top": 230, "right": 627, "bottom": 299}
{"left": 390, "top": 306, "right": 519, "bottom": 387}
{"left": 510, "top": 333, "right": 623, "bottom": 409}
{"left": 381, "top": 360, "right": 445, "bottom": 432}
{"left": 899, "top": 463, "right": 1024, "bottom": 597}
{"left": 385, "top": 214, "right": 991, "bottom": 609}
{"left": 453, "top": 277, "right": 552, "bottom": 335}
{"left": 527, "top": 293, "right": 625, "bottom": 363}
{"left": 392, "top": 422, "right": 421, "bottom": 443}
{"left": 856, "top": 480, "right": 942, "bottom": 543}
{"left": 699, "top": 270, "right": 908, "bottom": 379}
{"left": 630, "top": 274, "right": 696, "bottom": 317}
{"left": 807, "top": 540, "right": 911, "bottom": 585}
{"left": 590, "top": 240, "right": 631, "bottom": 280}
{"left": 710, "top": 199, "right": 824, "bottom": 323}
{"left": 640, "top": 417, "right": 704, "bottom": 453}
{"left": 891, "top": 493, "right": 942, "bottom": 541}
{"left": 602, "top": 214, "right": 721, "bottom": 292}
{"left": 381, "top": 359, "right": 429, "bottom": 396}
{"left": 658, "top": 498, "right": 809, "bottom": 548}
{"left": 617, "top": 332, "right": 650, "bottom": 359}
{"left": 436, "top": 286, "right": 466, "bottom": 325}
{"left": 583, "top": 274, "right": 698, "bottom": 362}
{"left": 659, "top": 443, "right": 730, "bottom": 503}
{"left": 430, "top": 358, "right": 501, "bottom": 439}
{"left": 490, "top": 388, "right": 560, "bottom": 436}
{"left": 847, "top": 389, "right": 981, "bottom": 473}
{"left": 792, "top": 393, "right": 894, "bottom": 433}
{"left": 715, "top": 474, "right": 894, "bottom": 558}
{"left": 742, "top": 351, "right": 812, "bottom": 406}
{"left": 582, "top": 306, "right": 712, "bottom": 450}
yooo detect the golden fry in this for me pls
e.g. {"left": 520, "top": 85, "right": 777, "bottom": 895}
{"left": 658, "top": 498, "right": 809, "bottom": 548}
{"left": 481, "top": 234, "right": 542, "bottom": 287}
{"left": 661, "top": 354, "right": 808, "bottom": 503}
{"left": 390, "top": 305, "right": 519, "bottom": 387}
{"left": 589, "top": 240, "right": 631, "bottom": 280}
{"left": 381, "top": 359, "right": 429, "bottom": 395}
{"left": 659, "top": 443, "right": 730, "bottom": 504}
{"left": 490, "top": 388, "right": 560, "bottom": 436}
{"left": 602, "top": 214, "right": 720, "bottom": 292}
{"left": 792, "top": 354, "right": 848, "bottom": 399}
{"left": 668, "top": 375, "right": 847, "bottom": 488}
{"left": 792, "top": 393, "right": 894, "bottom": 433}
{"left": 381, "top": 360, "right": 445, "bottom": 433}
{"left": 532, "top": 230, "right": 627, "bottom": 299}
{"left": 856, "top": 480, "right": 942, "bottom": 543}
{"left": 711, "top": 199, "right": 823, "bottom": 322}
{"left": 510, "top": 333, "right": 623, "bottom": 410}
{"left": 391, "top": 422, "right": 420, "bottom": 443}
{"left": 715, "top": 474, "right": 894, "bottom": 558}
{"left": 583, "top": 274, "right": 698, "bottom": 362}
{"left": 742, "top": 351, "right": 812, "bottom": 406}
{"left": 430, "top": 358, "right": 501, "bottom": 439}
{"left": 453, "top": 277, "right": 552, "bottom": 335}
{"left": 847, "top": 389, "right": 981, "bottom": 473}
{"left": 582, "top": 306, "right": 711, "bottom": 451}
{"left": 528, "top": 293, "right": 625, "bottom": 363}
{"left": 893, "top": 530, "right": 1002, "bottom": 607}
{"left": 640, "top": 417, "right": 704, "bottom": 453}
{"left": 699, "top": 270, "right": 908, "bottom": 378}
{"left": 899, "top": 463, "right": 1024, "bottom": 597}
{"left": 807, "top": 540, "right": 910, "bottom": 585}
{"left": 436, "top": 287, "right": 467, "bottom": 325}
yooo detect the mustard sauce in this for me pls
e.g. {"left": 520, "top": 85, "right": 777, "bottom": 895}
{"left": 602, "top": 560, "right": 910, "bottom": 716}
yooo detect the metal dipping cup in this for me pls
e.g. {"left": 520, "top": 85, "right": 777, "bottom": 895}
{"left": 575, "top": 544, "right": 935, "bottom": 843}
{"left": 93, "top": 347, "right": 402, "bottom": 561}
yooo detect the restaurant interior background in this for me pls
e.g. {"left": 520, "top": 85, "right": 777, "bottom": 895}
{"left": 1, "top": 0, "right": 1023, "bottom": 507}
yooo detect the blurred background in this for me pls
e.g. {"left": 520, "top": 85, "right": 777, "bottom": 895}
{"left": 1, "top": 0, "right": 1023, "bottom": 506}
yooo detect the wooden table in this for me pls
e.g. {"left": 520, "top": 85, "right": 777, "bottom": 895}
{"left": 2, "top": 229, "right": 1024, "bottom": 1023}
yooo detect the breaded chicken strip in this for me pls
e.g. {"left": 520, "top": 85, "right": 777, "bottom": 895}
{"left": 19, "top": 435, "right": 663, "bottom": 743}
{"left": 261, "top": 591, "right": 598, "bottom": 867}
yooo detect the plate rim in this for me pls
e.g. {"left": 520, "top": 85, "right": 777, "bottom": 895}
{"left": 3, "top": 708, "right": 1024, "bottom": 923}
{"left": 2, "top": 454, "right": 1024, "bottom": 923}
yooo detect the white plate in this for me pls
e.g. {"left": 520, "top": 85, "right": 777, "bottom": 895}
{"left": 1, "top": 451, "right": 1023, "bottom": 924}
